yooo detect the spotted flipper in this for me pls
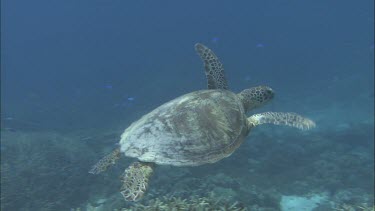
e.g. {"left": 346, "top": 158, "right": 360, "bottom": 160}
{"left": 89, "top": 148, "right": 121, "bottom": 174}
{"left": 248, "top": 112, "right": 316, "bottom": 130}
{"left": 195, "top": 43, "right": 228, "bottom": 90}
{"left": 120, "top": 162, "right": 154, "bottom": 201}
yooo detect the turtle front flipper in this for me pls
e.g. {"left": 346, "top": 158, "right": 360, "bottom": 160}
{"left": 248, "top": 112, "right": 316, "bottom": 130}
{"left": 89, "top": 148, "right": 121, "bottom": 174}
{"left": 120, "top": 162, "right": 154, "bottom": 201}
{"left": 195, "top": 43, "right": 228, "bottom": 90}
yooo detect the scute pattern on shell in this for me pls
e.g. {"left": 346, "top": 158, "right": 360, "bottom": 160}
{"left": 119, "top": 90, "right": 249, "bottom": 166}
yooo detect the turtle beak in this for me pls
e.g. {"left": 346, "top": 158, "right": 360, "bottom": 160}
{"left": 264, "top": 86, "right": 274, "bottom": 100}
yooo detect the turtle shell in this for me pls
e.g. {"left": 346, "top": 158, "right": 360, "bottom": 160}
{"left": 119, "top": 89, "right": 249, "bottom": 166}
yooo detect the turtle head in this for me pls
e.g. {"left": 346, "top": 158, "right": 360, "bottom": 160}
{"left": 237, "top": 86, "right": 274, "bottom": 112}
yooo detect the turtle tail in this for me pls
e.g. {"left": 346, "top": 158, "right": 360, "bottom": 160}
{"left": 89, "top": 148, "right": 121, "bottom": 174}
{"left": 120, "top": 162, "right": 154, "bottom": 201}
{"left": 248, "top": 112, "right": 316, "bottom": 130}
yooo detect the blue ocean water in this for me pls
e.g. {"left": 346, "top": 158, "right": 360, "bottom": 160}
{"left": 1, "top": 1, "right": 373, "bottom": 210}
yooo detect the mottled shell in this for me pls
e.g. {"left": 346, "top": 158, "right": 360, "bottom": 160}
{"left": 119, "top": 89, "right": 249, "bottom": 166}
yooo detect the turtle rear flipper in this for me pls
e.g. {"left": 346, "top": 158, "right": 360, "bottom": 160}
{"left": 120, "top": 162, "right": 154, "bottom": 201}
{"left": 248, "top": 112, "right": 316, "bottom": 130}
{"left": 89, "top": 148, "right": 121, "bottom": 174}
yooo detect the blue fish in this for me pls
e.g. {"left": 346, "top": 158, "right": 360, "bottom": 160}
{"left": 211, "top": 37, "right": 220, "bottom": 43}
{"left": 256, "top": 43, "right": 265, "bottom": 48}
{"left": 104, "top": 84, "right": 113, "bottom": 89}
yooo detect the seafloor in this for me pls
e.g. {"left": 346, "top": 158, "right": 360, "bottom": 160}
{"left": 1, "top": 104, "right": 373, "bottom": 210}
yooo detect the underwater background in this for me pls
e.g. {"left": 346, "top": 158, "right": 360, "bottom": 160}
{"left": 1, "top": 0, "right": 374, "bottom": 210}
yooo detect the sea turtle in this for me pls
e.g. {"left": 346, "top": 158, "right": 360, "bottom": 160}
{"left": 89, "top": 43, "right": 315, "bottom": 201}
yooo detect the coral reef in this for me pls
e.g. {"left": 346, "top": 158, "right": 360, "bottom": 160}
{"left": 0, "top": 130, "right": 121, "bottom": 211}
{"left": 333, "top": 203, "right": 374, "bottom": 211}
{"left": 1, "top": 120, "right": 373, "bottom": 211}
{"left": 121, "top": 193, "right": 247, "bottom": 211}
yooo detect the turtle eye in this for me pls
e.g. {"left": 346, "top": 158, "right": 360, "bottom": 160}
{"left": 265, "top": 90, "right": 274, "bottom": 98}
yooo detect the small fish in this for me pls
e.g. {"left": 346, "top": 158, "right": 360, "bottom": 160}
{"left": 104, "top": 84, "right": 113, "bottom": 89}
{"left": 211, "top": 37, "right": 220, "bottom": 43}
{"left": 113, "top": 96, "right": 136, "bottom": 109}
{"left": 256, "top": 43, "right": 265, "bottom": 48}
